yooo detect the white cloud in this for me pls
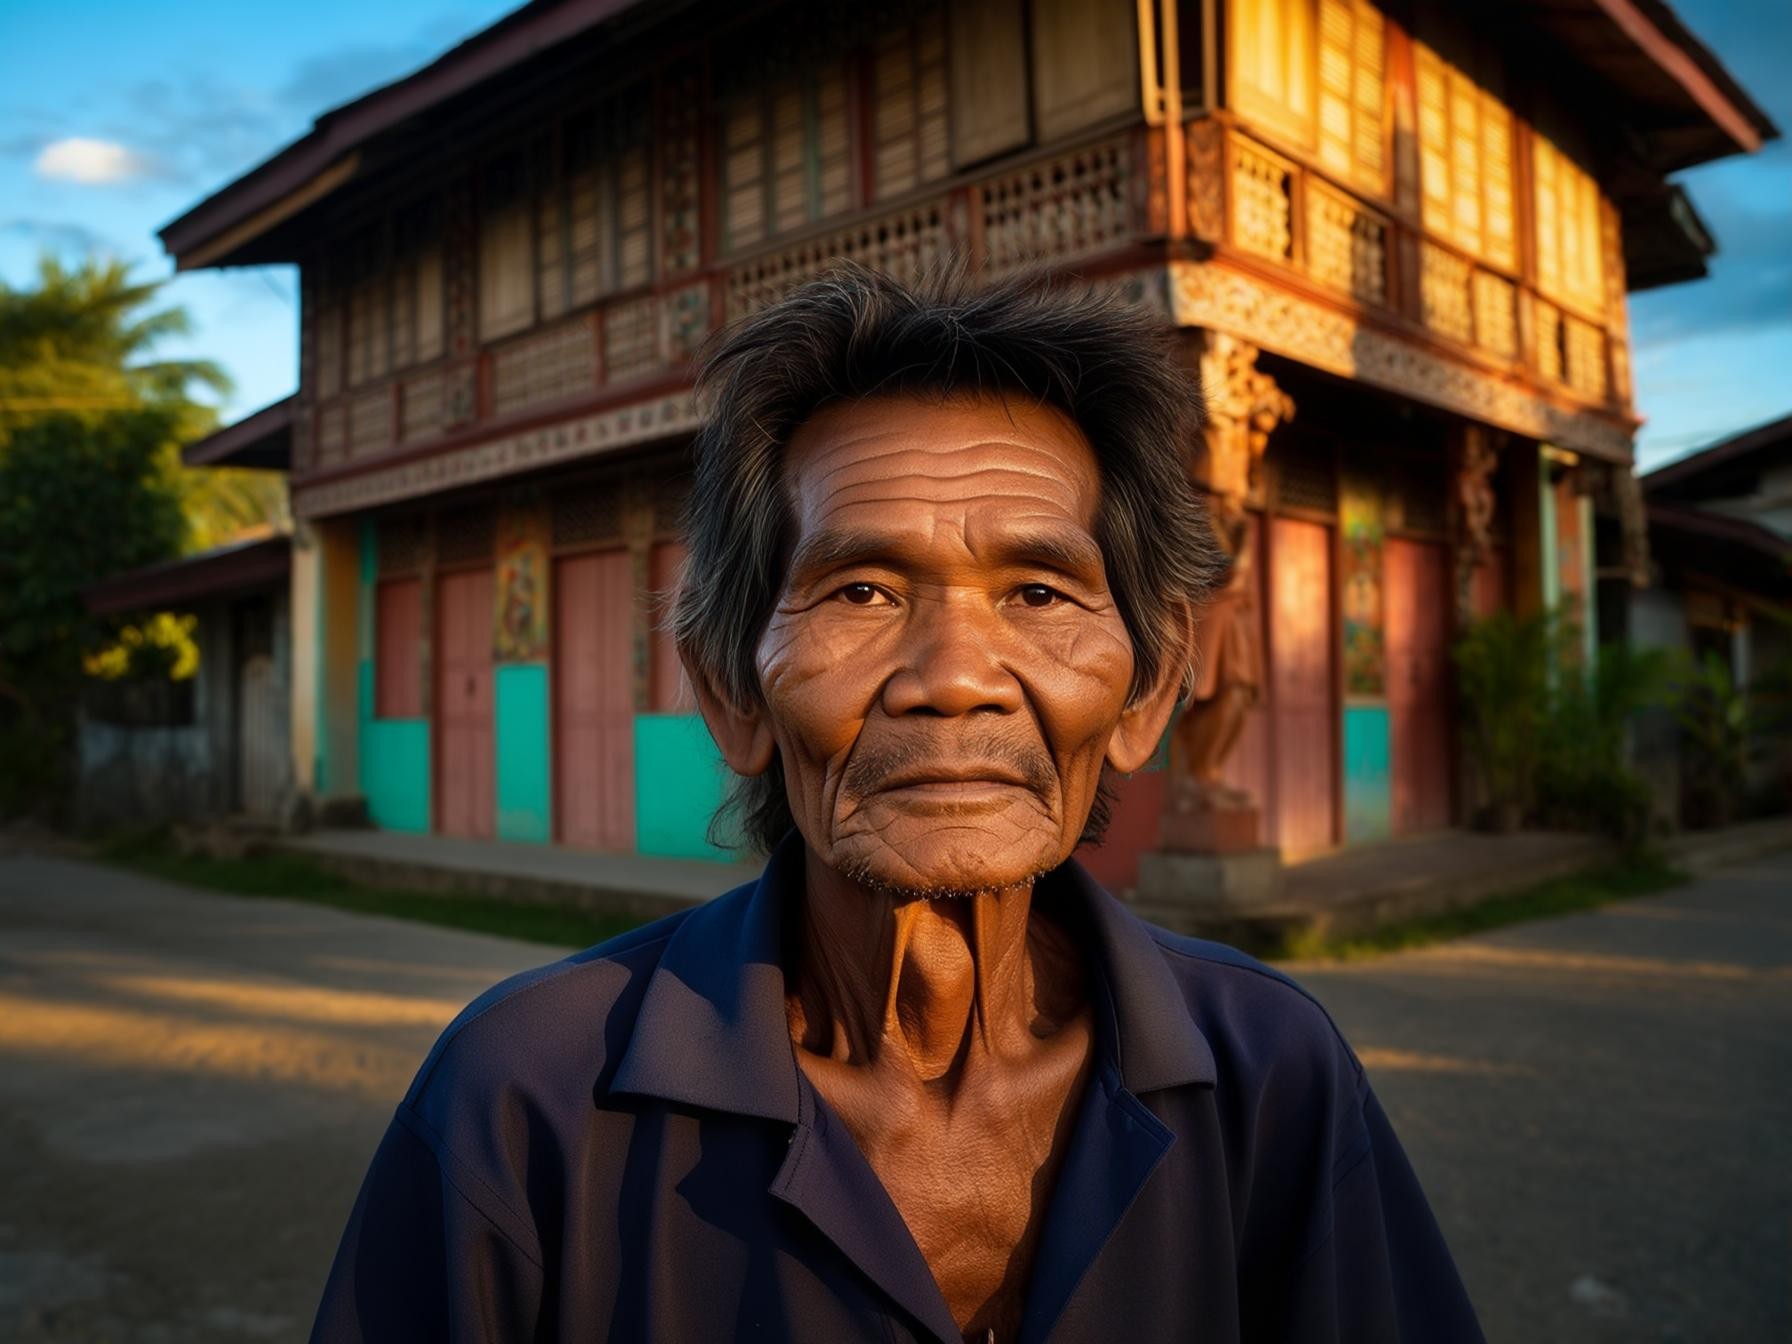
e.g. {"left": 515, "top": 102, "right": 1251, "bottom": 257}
{"left": 34, "top": 136, "right": 148, "bottom": 184}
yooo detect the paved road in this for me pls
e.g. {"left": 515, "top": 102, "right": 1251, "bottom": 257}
{"left": 1295, "top": 849, "right": 1792, "bottom": 1343}
{"left": 1, "top": 848, "right": 1787, "bottom": 1342}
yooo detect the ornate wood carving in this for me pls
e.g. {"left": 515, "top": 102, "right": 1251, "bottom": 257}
{"left": 1169, "top": 260, "right": 1633, "bottom": 461}
{"left": 291, "top": 390, "right": 699, "bottom": 520}
{"left": 1184, "top": 117, "right": 1224, "bottom": 242}
{"left": 1171, "top": 333, "right": 1294, "bottom": 823}
{"left": 979, "top": 137, "right": 1131, "bottom": 278}
{"left": 1453, "top": 424, "right": 1500, "bottom": 621}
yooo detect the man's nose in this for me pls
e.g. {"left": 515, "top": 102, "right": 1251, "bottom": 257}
{"left": 879, "top": 590, "right": 1022, "bottom": 717}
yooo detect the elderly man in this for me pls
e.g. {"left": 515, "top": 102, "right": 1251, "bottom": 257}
{"left": 310, "top": 266, "right": 1484, "bottom": 1343}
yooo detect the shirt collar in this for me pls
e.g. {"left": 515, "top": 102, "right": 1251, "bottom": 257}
{"left": 607, "top": 828, "right": 1216, "bottom": 1120}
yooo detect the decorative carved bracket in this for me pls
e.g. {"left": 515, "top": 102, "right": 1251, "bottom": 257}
{"left": 1194, "top": 332, "right": 1295, "bottom": 554}
{"left": 1454, "top": 425, "right": 1501, "bottom": 621}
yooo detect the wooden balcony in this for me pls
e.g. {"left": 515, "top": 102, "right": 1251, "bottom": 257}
{"left": 1183, "top": 114, "right": 1626, "bottom": 415}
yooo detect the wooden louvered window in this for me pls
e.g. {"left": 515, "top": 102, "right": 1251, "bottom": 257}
{"left": 343, "top": 226, "right": 390, "bottom": 388}
{"left": 392, "top": 199, "right": 443, "bottom": 367}
{"left": 721, "top": 60, "right": 854, "bottom": 251}
{"left": 1315, "top": 0, "right": 1385, "bottom": 193}
{"left": 532, "top": 101, "right": 655, "bottom": 317}
{"left": 871, "top": 11, "right": 949, "bottom": 202}
{"left": 1414, "top": 1, "right": 1516, "bottom": 269}
{"left": 313, "top": 267, "right": 343, "bottom": 399}
{"left": 1532, "top": 110, "right": 1605, "bottom": 316}
{"left": 1229, "top": 0, "right": 1316, "bottom": 151}
{"left": 1032, "top": 0, "right": 1139, "bottom": 140}
{"left": 479, "top": 154, "right": 534, "bottom": 341}
{"left": 1230, "top": 0, "right": 1385, "bottom": 194}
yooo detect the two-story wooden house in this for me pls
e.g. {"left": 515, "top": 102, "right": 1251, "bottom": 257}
{"left": 163, "top": 0, "right": 1771, "bottom": 887}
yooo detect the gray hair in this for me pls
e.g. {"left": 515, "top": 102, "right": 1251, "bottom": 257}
{"left": 669, "top": 261, "right": 1222, "bottom": 855}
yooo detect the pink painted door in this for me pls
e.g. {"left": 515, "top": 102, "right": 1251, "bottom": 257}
{"left": 1387, "top": 538, "right": 1454, "bottom": 834}
{"left": 555, "top": 549, "right": 636, "bottom": 850}
{"left": 436, "top": 569, "right": 495, "bottom": 838}
{"left": 1270, "top": 517, "right": 1335, "bottom": 860}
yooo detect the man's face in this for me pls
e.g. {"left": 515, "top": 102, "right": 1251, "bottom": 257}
{"left": 753, "top": 393, "right": 1137, "bottom": 897}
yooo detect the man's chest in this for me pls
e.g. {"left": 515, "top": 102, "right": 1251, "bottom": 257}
{"left": 800, "top": 1028, "right": 1095, "bottom": 1340}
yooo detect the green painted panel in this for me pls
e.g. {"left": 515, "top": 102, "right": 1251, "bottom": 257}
{"left": 635, "top": 714, "right": 735, "bottom": 861}
{"left": 495, "top": 663, "right": 552, "bottom": 844}
{"left": 360, "top": 663, "right": 431, "bottom": 831}
{"left": 1343, "top": 704, "right": 1391, "bottom": 844}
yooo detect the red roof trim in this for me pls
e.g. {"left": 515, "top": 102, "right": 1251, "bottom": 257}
{"left": 1641, "top": 413, "right": 1792, "bottom": 493}
{"left": 1594, "top": 0, "right": 1768, "bottom": 154}
{"left": 1646, "top": 502, "right": 1792, "bottom": 563}
{"left": 158, "top": 0, "right": 647, "bottom": 263}
{"left": 85, "top": 537, "right": 292, "bottom": 616}
{"left": 183, "top": 397, "right": 295, "bottom": 470}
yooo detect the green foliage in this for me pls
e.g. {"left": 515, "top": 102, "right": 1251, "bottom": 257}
{"left": 0, "top": 254, "right": 286, "bottom": 818}
{"left": 0, "top": 410, "right": 187, "bottom": 814}
{"left": 1535, "top": 638, "right": 1672, "bottom": 846}
{"left": 1664, "top": 650, "right": 1792, "bottom": 826}
{"left": 1453, "top": 605, "right": 1671, "bottom": 845}
{"left": 1451, "top": 609, "right": 1555, "bottom": 822}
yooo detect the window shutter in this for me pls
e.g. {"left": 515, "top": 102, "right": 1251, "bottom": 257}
{"left": 1480, "top": 87, "right": 1515, "bottom": 270}
{"left": 873, "top": 28, "right": 921, "bottom": 200}
{"left": 479, "top": 158, "right": 535, "bottom": 341}
{"left": 948, "top": 0, "right": 1030, "bottom": 167}
{"left": 723, "top": 93, "right": 768, "bottom": 251}
{"left": 537, "top": 142, "right": 569, "bottom": 322}
{"left": 1226, "top": 0, "right": 1309, "bottom": 149}
{"left": 815, "top": 62, "right": 853, "bottom": 217}
{"left": 771, "top": 81, "right": 809, "bottom": 234}
{"left": 414, "top": 242, "right": 443, "bottom": 362}
{"left": 615, "top": 140, "right": 652, "bottom": 289}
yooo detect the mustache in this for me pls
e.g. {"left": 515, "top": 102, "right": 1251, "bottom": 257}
{"left": 841, "top": 735, "right": 1058, "bottom": 797}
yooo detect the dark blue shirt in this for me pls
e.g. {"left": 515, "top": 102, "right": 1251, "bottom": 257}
{"left": 311, "top": 830, "right": 1485, "bottom": 1342}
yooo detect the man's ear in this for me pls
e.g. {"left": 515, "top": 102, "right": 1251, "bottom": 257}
{"left": 1105, "top": 606, "right": 1193, "bottom": 775}
{"left": 681, "top": 646, "right": 777, "bottom": 776}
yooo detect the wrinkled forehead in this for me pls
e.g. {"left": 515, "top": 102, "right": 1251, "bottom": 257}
{"left": 779, "top": 392, "right": 1104, "bottom": 538}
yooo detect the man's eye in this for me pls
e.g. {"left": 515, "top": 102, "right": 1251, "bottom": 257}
{"left": 836, "top": 582, "right": 886, "bottom": 606}
{"left": 1016, "top": 584, "right": 1064, "bottom": 608}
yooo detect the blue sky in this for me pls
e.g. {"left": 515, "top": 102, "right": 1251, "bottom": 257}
{"left": 2, "top": 0, "right": 1786, "bottom": 470}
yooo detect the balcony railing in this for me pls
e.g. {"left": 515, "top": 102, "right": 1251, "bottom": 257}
{"left": 1185, "top": 115, "right": 1619, "bottom": 413}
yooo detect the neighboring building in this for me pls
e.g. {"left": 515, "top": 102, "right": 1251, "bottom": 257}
{"left": 1631, "top": 414, "right": 1792, "bottom": 823}
{"left": 81, "top": 533, "right": 293, "bottom": 830}
{"left": 159, "top": 0, "right": 1772, "bottom": 886}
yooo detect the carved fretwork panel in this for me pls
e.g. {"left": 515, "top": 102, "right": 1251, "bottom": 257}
{"left": 1306, "top": 183, "right": 1388, "bottom": 305}
{"left": 1194, "top": 332, "right": 1297, "bottom": 538}
{"left": 980, "top": 138, "right": 1131, "bottom": 277}
{"left": 1231, "top": 138, "right": 1294, "bottom": 263}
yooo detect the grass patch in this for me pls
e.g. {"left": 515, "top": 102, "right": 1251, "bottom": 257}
{"left": 97, "top": 831, "right": 647, "bottom": 950}
{"left": 1268, "top": 854, "right": 1688, "bottom": 962}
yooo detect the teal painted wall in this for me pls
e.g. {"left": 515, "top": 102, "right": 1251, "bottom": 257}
{"left": 357, "top": 520, "right": 431, "bottom": 832}
{"left": 635, "top": 714, "right": 735, "bottom": 860}
{"left": 358, "top": 662, "right": 431, "bottom": 831}
{"left": 1343, "top": 704, "right": 1391, "bottom": 844}
{"left": 495, "top": 663, "right": 552, "bottom": 843}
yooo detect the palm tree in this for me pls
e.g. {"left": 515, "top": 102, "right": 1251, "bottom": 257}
{"left": 0, "top": 254, "right": 288, "bottom": 547}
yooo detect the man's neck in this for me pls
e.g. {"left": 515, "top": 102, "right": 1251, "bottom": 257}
{"left": 785, "top": 847, "right": 1084, "bottom": 1087}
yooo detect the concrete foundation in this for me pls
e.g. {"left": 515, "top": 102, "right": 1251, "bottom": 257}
{"left": 1133, "top": 847, "right": 1285, "bottom": 933}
